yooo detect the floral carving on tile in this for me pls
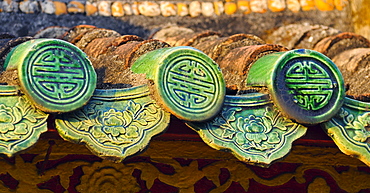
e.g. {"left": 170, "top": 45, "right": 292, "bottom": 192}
{"left": 56, "top": 86, "right": 170, "bottom": 161}
{"left": 70, "top": 100, "right": 159, "bottom": 145}
{"left": 337, "top": 109, "right": 370, "bottom": 143}
{"left": 210, "top": 106, "right": 302, "bottom": 153}
{"left": 0, "top": 96, "right": 48, "bottom": 156}
{"left": 188, "top": 100, "right": 307, "bottom": 165}
{"left": 321, "top": 97, "right": 370, "bottom": 166}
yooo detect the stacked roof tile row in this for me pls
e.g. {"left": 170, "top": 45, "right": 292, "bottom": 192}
{"left": 0, "top": 0, "right": 349, "bottom": 16}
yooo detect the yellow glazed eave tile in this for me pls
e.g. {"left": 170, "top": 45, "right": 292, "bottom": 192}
{"left": 224, "top": 2, "right": 237, "bottom": 15}
{"left": 214, "top": 1, "right": 224, "bottom": 15}
{"left": 287, "top": 0, "right": 301, "bottom": 12}
{"left": 315, "top": 0, "right": 335, "bottom": 11}
{"left": 54, "top": 1, "right": 67, "bottom": 15}
{"left": 250, "top": 0, "right": 268, "bottom": 13}
{"left": 334, "top": 0, "right": 348, "bottom": 11}
{"left": 112, "top": 1, "right": 124, "bottom": 17}
{"left": 268, "top": 0, "right": 286, "bottom": 12}
{"left": 67, "top": 1, "right": 85, "bottom": 13}
{"left": 237, "top": 0, "right": 251, "bottom": 14}
{"left": 300, "top": 0, "right": 316, "bottom": 11}
{"left": 85, "top": 2, "right": 98, "bottom": 16}
{"left": 177, "top": 2, "right": 189, "bottom": 16}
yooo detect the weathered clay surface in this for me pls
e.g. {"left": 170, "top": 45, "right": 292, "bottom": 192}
{"left": 74, "top": 28, "right": 121, "bottom": 50}
{"left": 193, "top": 33, "right": 265, "bottom": 62}
{"left": 60, "top": 24, "right": 97, "bottom": 43}
{"left": 332, "top": 48, "right": 370, "bottom": 98}
{"left": 218, "top": 44, "right": 288, "bottom": 92}
{"left": 314, "top": 32, "right": 370, "bottom": 58}
{"left": 294, "top": 25, "right": 340, "bottom": 49}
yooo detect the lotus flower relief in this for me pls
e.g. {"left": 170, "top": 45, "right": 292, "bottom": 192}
{"left": 352, "top": 113, "right": 370, "bottom": 143}
{"left": 0, "top": 104, "right": 16, "bottom": 134}
{"left": 55, "top": 85, "right": 170, "bottom": 161}
{"left": 234, "top": 112, "right": 282, "bottom": 151}
{"left": 0, "top": 103, "right": 28, "bottom": 138}
{"left": 242, "top": 116, "right": 268, "bottom": 143}
{"left": 338, "top": 109, "right": 370, "bottom": 143}
{"left": 100, "top": 109, "right": 139, "bottom": 140}
{"left": 67, "top": 99, "right": 160, "bottom": 146}
{"left": 208, "top": 106, "right": 287, "bottom": 151}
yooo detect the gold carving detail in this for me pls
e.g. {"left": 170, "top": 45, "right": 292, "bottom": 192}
{"left": 0, "top": 140, "right": 369, "bottom": 192}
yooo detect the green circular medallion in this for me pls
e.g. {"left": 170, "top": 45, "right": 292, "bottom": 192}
{"left": 157, "top": 47, "right": 225, "bottom": 121}
{"left": 132, "top": 46, "right": 225, "bottom": 121}
{"left": 6, "top": 39, "right": 97, "bottom": 113}
{"left": 270, "top": 49, "right": 345, "bottom": 124}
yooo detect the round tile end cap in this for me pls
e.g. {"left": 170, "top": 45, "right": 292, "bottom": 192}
{"left": 137, "top": 46, "right": 226, "bottom": 122}
{"left": 8, "top": 39, "right": 97, "bottom": 113}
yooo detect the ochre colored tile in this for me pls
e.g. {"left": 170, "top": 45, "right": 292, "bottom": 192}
{"left": 334, "top": 0, "right": 348, "bottom": 11}
{"left": 54, "top": 1, "right": 67, "bottom": 15}
{"left": 189, "top": 1, "right": 201, "bottom": 17}
{"left": 161, "top": 2, "right": 176, "bottom": 17}
{"left": 112, "top": 1, "right": 124, "bottom": 17}
{"left": 123, "top": 3, "right": 132, "bottom": 15}
{"left": 138, "top": 2, "right": 160, "bottom": 16}
{"left": 237, "top": 0, "right": 250, "bottom": 14}
{"left": 315, "top": 0, "right": 334, "bottom": 11}
{"left": 85, "top": 2, "right": 98, "bottom": 16}
{"left": 214, "top": 1, "right": 224, "bottom": 15}
{"left": 268, "top": 0, "right": 286, "bottom": 12}
{"left": 300, "top": 0, "right": 316, "bottom": 11}
{"left": 250, "top": 0, "right": 267, "bottom": 13}
{"left": 177, "top": 2, "right": 189, "bottom": 16}
{"left": 286, "top": 0, "right": 300, "bottom": 12}
{"left": 98, "top": 1, "right": 111, "bottom": 16}
{"left": 132, "top": 2, "right": 140, "bottom": 15}
{"left": 67, "top": 1, "right": 84, "bottom": 14}
{"left": 224, "top": 2, "right": 237, "bottom": 15}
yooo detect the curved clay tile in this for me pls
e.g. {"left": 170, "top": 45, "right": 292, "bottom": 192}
{"left": 314, "top": 32, "right": 370, "bottom": 58}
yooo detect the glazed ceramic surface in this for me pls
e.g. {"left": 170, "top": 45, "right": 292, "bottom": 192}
{"left": 321, "top": 97, "right": 370, "bottom": 166}
{"left": 246, "top": 49, "right": 345, "bottom": 124}
{"left": 55, "top": 85, "right": 170, "bottom": 161}
{"left": 132, "top": 46, "right": 225, "bottom": 122}
{"left": 0, "top": 85, "right": 48, "bottom": 157}
{"left": 4, "top": 39, "right": 97, "bottom": 113}
{"left": 187, "top": 93, "right": 307, "bottom": 166}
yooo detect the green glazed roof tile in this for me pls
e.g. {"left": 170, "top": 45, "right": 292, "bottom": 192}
{"left": 0, "top": 85, "right": 48, "bottom": 157}
{"left": 187, "top": 93, "right": 307, "bottom": 167}
{"left": 246, "top": 49, "right": 345, "bottom": 125}
{"left": 4, "top": 38, "right": 97, "bottom": 113}
{"left": 55, "top": 85, "right": 170, "bottom": 162}
{"left": 321, "top": 97, "right": 370, "bottom": 166}
{"left": 132, "top": 46, "right": 226, "bottom": 122}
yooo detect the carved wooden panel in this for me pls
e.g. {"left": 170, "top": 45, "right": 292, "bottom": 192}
{"left": 0, "top": 139, "right": 369, "bottom": 192}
